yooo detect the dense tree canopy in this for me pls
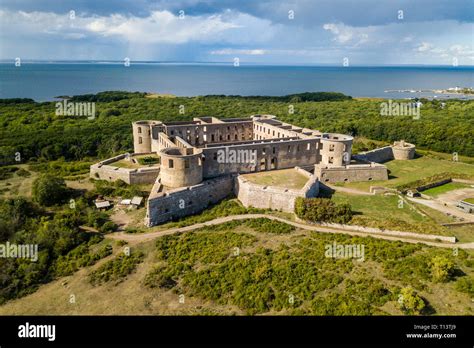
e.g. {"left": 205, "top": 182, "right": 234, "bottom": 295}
{"left": 0, "top": 92, "right": 472, "bottom": 166}
{"left": 32, "top": 174, "right": 68, "bottom": 206}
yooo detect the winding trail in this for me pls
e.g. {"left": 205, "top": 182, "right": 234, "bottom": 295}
{"left": 106, "top": 214, "right": 474, "bottom": 249}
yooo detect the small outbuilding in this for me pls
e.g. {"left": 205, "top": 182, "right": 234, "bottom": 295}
{"left": 457, "top": 201, "right": 474, "bottom": 214}
{"left": 131, "top": 196, "right": 143, "bottom": 206}
{"left": 94, "top": 200, "right": 111, "bottom": 210}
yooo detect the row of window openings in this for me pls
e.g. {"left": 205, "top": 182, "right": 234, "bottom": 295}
{"left": 170, "top": 125, "right": 248, "bottom": 136}
{"left": 254, "top": 125, "right": 294, "bottom": 139}
{"left": 168, "top": 159, "right": 192, "bottom": 168}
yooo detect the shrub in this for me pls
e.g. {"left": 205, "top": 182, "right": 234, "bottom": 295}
{"left": 32, "top": 174, "right": 68, "bottom": 206}
{"left": 137, "top": 156, "right": 159, "bottom": 165}
{"left": 15, "top": 168, "right": 31, "bottom": 177}
{"left": 99, "top": 221, "right": 118, "bottom": 233}
{"left": 245, "top": 218, "right": 295, "bottom": 234}
{"left": 455, "top": 277, "right": 474, "bottom": 296}
{"left": 54, "top": 243, "right": 113, "bottom": 277}
{"left": 430, "top": 256, "right": 456, "bottom": 283}
{"left": 294, "top": 197, "right": 353, "bottom": 223}
{"left": 398, "top": 287, "right": 426, "bottom": 315}
{"left": 144, "top": 265, "right": 177, "bottom": 289}
{"left": 0, "top": 166, "right": 18, "bottom": 180}
{"left": 89, "top": 251, "right": 144, "bottom": 285}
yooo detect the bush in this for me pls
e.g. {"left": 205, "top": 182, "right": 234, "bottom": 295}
{"left": 99, "top": 221, "right": 118, "bottom": 233}
{"left": 398, "top": 287, "right": 426, "bottom": 315}
{"left": 294, "top": 197, "right": 353, "bottom": 224}
{"left": 137, "top": 156, "right": 159, "bottom": 165}
{"left": 89, "top": 251, "right": 144, "bottom": 285}
{"left": 15, "top": 168, "right": 31, "bottom": 177}
{"left": 430, "top": 256, "right": 456, "bottom": 283}
{"left": 144, "top": 265, "right": 177, "bottom": 289}
{"left": 0, "top": 166, "right": 18, "bottom": 180}
{"left": 32, "top": 174, "right": 68, "bottom": 206}
{"left": 245, "top": 218, "right": 295, "bottom": 234}
{"left": 455, "top": 277, "right": 474, "bottom": 296}
{"left": 54, "top": 242, "right": 113, "bottom": 277}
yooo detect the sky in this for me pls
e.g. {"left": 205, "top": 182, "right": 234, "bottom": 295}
{"left": 0, "top": 0, "right": 473, "bottom": 65}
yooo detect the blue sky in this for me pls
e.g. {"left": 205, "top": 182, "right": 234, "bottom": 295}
{"left": 0, "top": 0, "right": 473, "bottom": 65}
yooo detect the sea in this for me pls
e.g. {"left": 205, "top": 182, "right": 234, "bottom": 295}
{"left": 0, "top": 62, "right": 473, "bottom": 101}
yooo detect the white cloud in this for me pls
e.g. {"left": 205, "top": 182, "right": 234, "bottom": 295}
{"left": 0, "top": 9, "right": 253, "bottom": 44}
{"left": 323, "top": 22, "right": 371, "bottom": 45}
{"left": 84, "top": 11, "right": 241, "bottom": 44}
{"left": 210, "top": 48, "right": 267, "bottom": 55}
{"left": 417, "top": 42, "right": 434, "bottom": 52}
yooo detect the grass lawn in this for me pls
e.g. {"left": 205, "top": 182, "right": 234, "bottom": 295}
{"left": 112, "top": 154, "right": 160, "bottom": 169}
{"left": 331, "top": 191, "right": 453, "bottom": 235}
{"left": 446, "top": 225, "right": 474, "bottom": 243}
{"left": 0, "top": 165, "right": 39, "bottom": 199}
{"left": 342, "top": 155, "right": 474, "bottom": 192}
{"left": 242, "top": 168, "right": 309, "bottom": 190}
{"left": 463, "top": 197, "right": 474, "bottom": 204}
{"left": 421, "top": 182, "right": 471, "bottom": 197}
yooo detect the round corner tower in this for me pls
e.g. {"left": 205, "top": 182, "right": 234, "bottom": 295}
{"left": 320, "top": 133, "right": 353, "bottom": 167}
{"left": 159, "top": 147, "right": 203, "bottom": 188}
{"left": 132, "top": 120, "right": 162, "bottom": 154}
{"left": 392, "top": 140, "right": 415, "bottom": 160}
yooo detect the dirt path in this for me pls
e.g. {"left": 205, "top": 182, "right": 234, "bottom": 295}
{"left": 110, "top": 209, "right": 133, "bottom": 231}
{"left": 437, "top": 187, "right": 474, "bottom": 203}
{"left": 106, "top": 214, "right": 473, "bottom": 249}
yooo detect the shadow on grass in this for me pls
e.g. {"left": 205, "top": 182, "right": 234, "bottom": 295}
{"left": 318, "top": 183, "right": 335, "bottom": 198}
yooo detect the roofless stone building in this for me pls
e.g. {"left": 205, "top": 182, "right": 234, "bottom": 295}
{"left": 90, "top": 115, "right": 414, "bottom": 226}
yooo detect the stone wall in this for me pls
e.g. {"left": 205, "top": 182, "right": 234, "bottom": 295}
{"left": 353, "top": 146, "right": 394, "bottom": 163}
{"left": 90, "top": 153, "right": 160, "bottom": 185}
{"left": 315, "top": 163, "right": 388, "bottom": 183}
{"left": 354, "top": 141, "right": 416, "bottom": 163}
{"left": 146, "top": 175, "right": 234, "bottom": 226}
{"left": 235, "top": 173, "right": 319, "bottom": 212}
{"left": 417, "top": 179, "right": 452, "bottom": 192}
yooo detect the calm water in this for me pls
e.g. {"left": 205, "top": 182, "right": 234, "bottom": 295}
{"left": 0, "top": 63, "right": 473, "bottom": 101}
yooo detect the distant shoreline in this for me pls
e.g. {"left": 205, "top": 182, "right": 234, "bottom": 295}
{"left": 1, "top": 61, "right": 474, "bottom": 69}
{"left": 1, "top": 64, "right": 472, "bottom": 101}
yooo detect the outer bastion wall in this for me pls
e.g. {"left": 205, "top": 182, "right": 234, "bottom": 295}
{"left": 89, "top": 153, "right": 160, "bottom": 184}
{"left": 235, "top": 172, "right": 319, "bottom": 212}
{"left": 353, "top": 146, "right": 394, "bottom": 163}
{"left": 315, "top": 163, "right": 388, "bottom": 183}
{"left": 354, "top": 141, "right": 416, "bottom": 163}
{"left": 146, "top": 175, "right": 234, "bottom": 226}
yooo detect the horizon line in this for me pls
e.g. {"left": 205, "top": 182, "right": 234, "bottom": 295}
{"left": 0, "top": 59, "right": 473, "bottom": 68}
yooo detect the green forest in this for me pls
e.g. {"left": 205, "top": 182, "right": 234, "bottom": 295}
{"left": 0, "top": 91, "right": 473, "bottom": 166}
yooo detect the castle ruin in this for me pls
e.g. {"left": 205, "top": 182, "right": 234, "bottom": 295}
{"left": 90, "top": 115, "right": 415, "bottom": 226}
